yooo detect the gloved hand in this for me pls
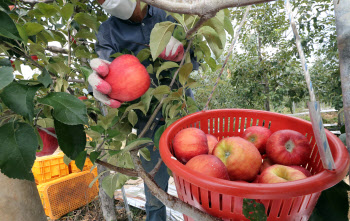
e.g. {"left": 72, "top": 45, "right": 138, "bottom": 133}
{"left": 88, "top": 58, "right": 123, "bottom": 108}
{"left": 159, "top": 36, "right": 184, "bottom": 62}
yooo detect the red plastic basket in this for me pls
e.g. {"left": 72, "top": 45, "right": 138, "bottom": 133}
{"left": 159, "top": 109, "right": 350, "bottom": 221}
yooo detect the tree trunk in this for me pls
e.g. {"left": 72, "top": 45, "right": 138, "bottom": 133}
{"left": 0, "top": 172, "right": 47, "bottom": 221}
{"left": 97, "top": 165, "right": 117, "bottom": 221}
{"left": 333, "top": 0, "right": 350, "bottom": 182}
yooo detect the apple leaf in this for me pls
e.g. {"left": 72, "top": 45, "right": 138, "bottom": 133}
{"left": 0, "top": 11, "right": 22, "bottom": 40}
{"left": 23, "top": 22, "right": 44, "bottom": 36}
{"left": 243, "top": 199, "right": 267, "bottom": 221}
{"left": 136, "top": 48, "right": 151, "bottom": 63}
{"left": 37, "top": 68, "right": 53, "bottom": 88}
{"left": 139, "top": 147, "right": 151, "bottom": 161}
{"left": 63, "top": 154, "right": 72, "bottom": 166}
{"left": 36, "top": 3, "right": 58, "bottom": 17}
{"left": 156, "top": 61, "right": 179, "bottom": 80}
{"left": 54, "top": 118, "right": 86, "bottom": 160}
{"left": 198, "top": 26, "right": 223, "bottom": 58}
{"left": 150, "top": 21, "right": 175, "bottom": 60}
{"left": 0, "top": 122, "right": 37, "bottom": 181}
{"left": 89, "top": 151, "right": 101, "bottom": 164}
{"left": 74, "top": 12, "right": 98, "bottom": 32}
{"left": 38, "top": 92, "right": 88, "bottom": 125}
{"left": 101, "top": 173, "right": 118, "bottom": 198}
{"left": 128, "top": 110, "right": 138, "bottom": 127}
{"left": 0, "top": 82, "right": 41, "bottom": 120}
{"left": 60, "top": 3, "right": 74, "bottom": 21}
{"left": 179, "top": 63, "right": 193, "bottom": 86}
{"left": 309, "top": 181, "right": 350, "bottom": 221}
{"left": 0, "top": 66, "right": 13, "bottom": 90}
{"left": 123, "top": 138, "right": 153, "bottom": 153}
{"left": 141, "top": 88, "right": 154, "bottom": 114}
{"left": 74, "top": 150, "right": 87, "bottom": 171}
{"left": 154, "top": 125, "right": 166, "bottom": 149}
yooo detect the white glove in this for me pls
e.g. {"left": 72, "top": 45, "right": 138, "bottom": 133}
{"left": 159, "top": 36, "right": 184, "bottom": 62}
{"left": 88, "top": 58, "right": 123, "bottom": 108}
{"left": 101, "top": 0, "right": 136, "bottom": 20}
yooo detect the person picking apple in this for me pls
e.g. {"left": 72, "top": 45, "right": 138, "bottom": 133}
{"left": 89, "top": 1, "right": 198, "bottom": 220}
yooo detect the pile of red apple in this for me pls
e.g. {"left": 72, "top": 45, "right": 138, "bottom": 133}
{"left": 172, "top": 126, "right": 312, "bottom": 184}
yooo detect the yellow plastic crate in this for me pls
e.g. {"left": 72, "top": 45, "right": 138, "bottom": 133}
{"left": 70, "top": 157, "right": 94, "bottom": 173}
{"left": 32, "top": 152, "right": 69, "bottom": 185}
{"left": 37, "top": 170, "right": 99, "bottom": 220}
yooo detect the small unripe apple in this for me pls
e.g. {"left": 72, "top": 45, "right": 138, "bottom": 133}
{"left": 104, "top": 54, "right": 150, "bottom": 102}
{"left": 36, "top": 127, "right": 59, "bottom": 157}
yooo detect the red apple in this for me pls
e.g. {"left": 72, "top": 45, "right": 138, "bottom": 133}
{"left": 31, "top": 55, "right": 38, "bottom": 61}
{"left": 259, "top": 157, "right": 274, "bottom": 174}
{"left": 259, "top": 164, "right": 307, "bottom": 184}
{"left": 10, "top": 60, "right": 15, "bottom": 69}
{"left": 213, "top": 137, "right": 262, "bottom": 182}
{"left": 206, "top": 134, "right": 218, "bottom": 154}
{"left": 242, "top": 126, "right": 272, "bottom": 154}
{"left": 173, "top": 128, "right": 208, "bottom": 164}
{"left": 78, "top": 96, "right": 88, "bottom": 100}
{"left": 289, "top": 165, "right": 312, "bottom": 177}
{"left": 36, "top": 128, "right": 59, "bottom": 157}
{"left": 186, "top": 155, "right": 229, "bottom": 180}
{"left": 8, "top": 5, "right": 15, "bottom": 10}
{"left": 266, "top": 129, "right": 311, "bottom": 166}
{"left": 104, "top": 54, "right": 150, "bottom": 102}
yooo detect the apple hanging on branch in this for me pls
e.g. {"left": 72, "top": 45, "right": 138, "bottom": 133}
{"left": 36, "top": 127, "right": 59, "bottom": 157}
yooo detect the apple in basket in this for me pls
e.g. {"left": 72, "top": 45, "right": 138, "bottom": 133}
{"left": 206, "top": 134, "right": 219, "bottom": 154}
{"left": 259, "top": 164, "right": 307, "bottom": 184}
{"left": 266, "top": 129, "right": 312, "bottom": 166}
{"left": 173, "top": 127, "right": 209, "bottom": 164}
{"left": 242, "top": 126, "right": 272, "bottom": 154}
{"left": 186, "top": 154, "right": 230, "bottom": 180}
{"left": 212, "top": 137, "right": 262, "bottom": 182}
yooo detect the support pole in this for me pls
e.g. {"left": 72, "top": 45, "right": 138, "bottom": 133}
{"left": 333, "top": 1, "right": 350, "bottom": 156}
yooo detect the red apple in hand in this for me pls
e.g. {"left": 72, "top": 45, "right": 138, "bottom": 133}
{"left": 206, "top": 134, "right": 218, "bottom": 154}
{"left": 266, "top": 129, "right": 311, "bottom": 165}
{"left": 242, "top": 126, "right": 272, "bottom": 154}
{"left": 289, "top": 165, "right": 312, "bottom": 177}
{"left": 104, "top": 54, "right": 150, "bottom": 102}
{"left": 213, "top": 137, "right": 262, "bottom": 182}
{"left": 36, "top": 128, "right": 59, "bottom": 157}
{"left": 186, "top": 155, "right": 230, "bottom": 180}
{"left": 259, "top": 164, "right": 307, "bottom": 184}
{"left": 173, "top": 128, "right": 208, "bottom": 164}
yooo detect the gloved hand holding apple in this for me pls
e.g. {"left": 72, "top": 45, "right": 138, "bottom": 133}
{"left": 88, "top": 54, "right": 151, "bottom": 108}
{"left": 159, "top": 36, "right": 184, "bottom": 62}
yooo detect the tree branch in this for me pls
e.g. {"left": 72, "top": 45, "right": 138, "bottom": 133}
{"left": 88, "top": 155, "right": 139, "bottom": 177}
{"left": 46, "top": 46, "right": 68, "bottom": 54}
{"left": 130, "top": 150, "right": 221, "bottom": 221}
{"left": 21, "top": 0, "right": 54, "bottom": 4}
{"left": 186, "top": 13, "right": 215, "bottom": 38}
{"left": 140, "top": 0, "right": 275, "bottom": 16}
{"left": 149, "top": 158, "right": 163, "bottom": 178}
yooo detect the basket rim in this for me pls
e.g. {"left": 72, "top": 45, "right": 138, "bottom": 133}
{"left": 159, "top": 109, "right": 350, "bottom": 199}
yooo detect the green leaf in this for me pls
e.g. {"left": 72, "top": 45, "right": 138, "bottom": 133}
{"left": 224, "top": 16, "right": 234, "bottom": 37}
{"left": 139, "top": 147, "right": 151, "bottom": 161}
{"left": 23, "top": 23, "right": 44, "bottom": 36}
{"left": 309, "top": 181, "right": 350, "bottom": 221}
{"left": 150, "top": 21, "right": 176, "bottom": 60}
{"left": 16, "top": 24, "right": 28, "bottom": 45}
{"left": 63, "top": 154, "right": 72, "bottom": 166}
{"left": 74, "top": 151, "right": 87, "bottom": 171}
{"left": 0, "top": 58, "right": 11, "bottom": 67}
{"left": 102, "top": 173, "right": 118, "bottom": 198}
{"left": 36, "top": 3, "right": 58, "bottom": 17}
{"left": 37, "top": 68, "right": 53, "bottom": 88}
{"left": 179, "top": 63, "right": 193, "bottom": 86}
{"left": 38, "top": 92, "right": 88, "bottom": 125}
{"left": 128, "top": 110, "right": 138, "bottom": 127}
{"left": 0, "top": 11, "right": 21, "bottom": 40}
{"left": 80, "top": 66, "right": 92, "bottom": 79}
{"left": 89, "top": 151, "right": 101, "bottom": 164}
{"left": 36, "top": 118, "right": 54, "bottom": 128}
{"left": 198, "top": 26, "right": 223, "bottom": 58}
{"left": 110, "top": 52, "right": 123, "bottom": 58}
{"left": 74, "top": 13, "right": 98, "bottom": 31}
{"left": 54, "top": 118, "right": 86, "bottom": 160}
{"left": 60, "top": 3, "right": 74, "bottom": 20}
{"left": 339, "top": 133, "right": 346, "bottom": 146}
{"left": 141, "top": 88, "right": 154, "bottom": 113}
{"left": 0, "top": 82, "right": 40, "bottom": 120}
{"left": 154, "top": 125, "right": 166, "bottom": 148}
{"left": 0, "top": 122, "right": 37, "bottom": 181}
{"left": 152, "top": 85, "right": 171, "bottom": 96}
{"left": 156, "top": 61, "right": 179, "bottom": 79}
{"left": 123, "top": 138, "right": 153, "bottom": 153}
{"left": 0, "top": 66, "right": 13, "bottom": 90}
{"left": 243, "top": 199, "right": 267, "bottom": 221}
{"left": 137, "top": 48, "right": 151, "bottom": 63}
